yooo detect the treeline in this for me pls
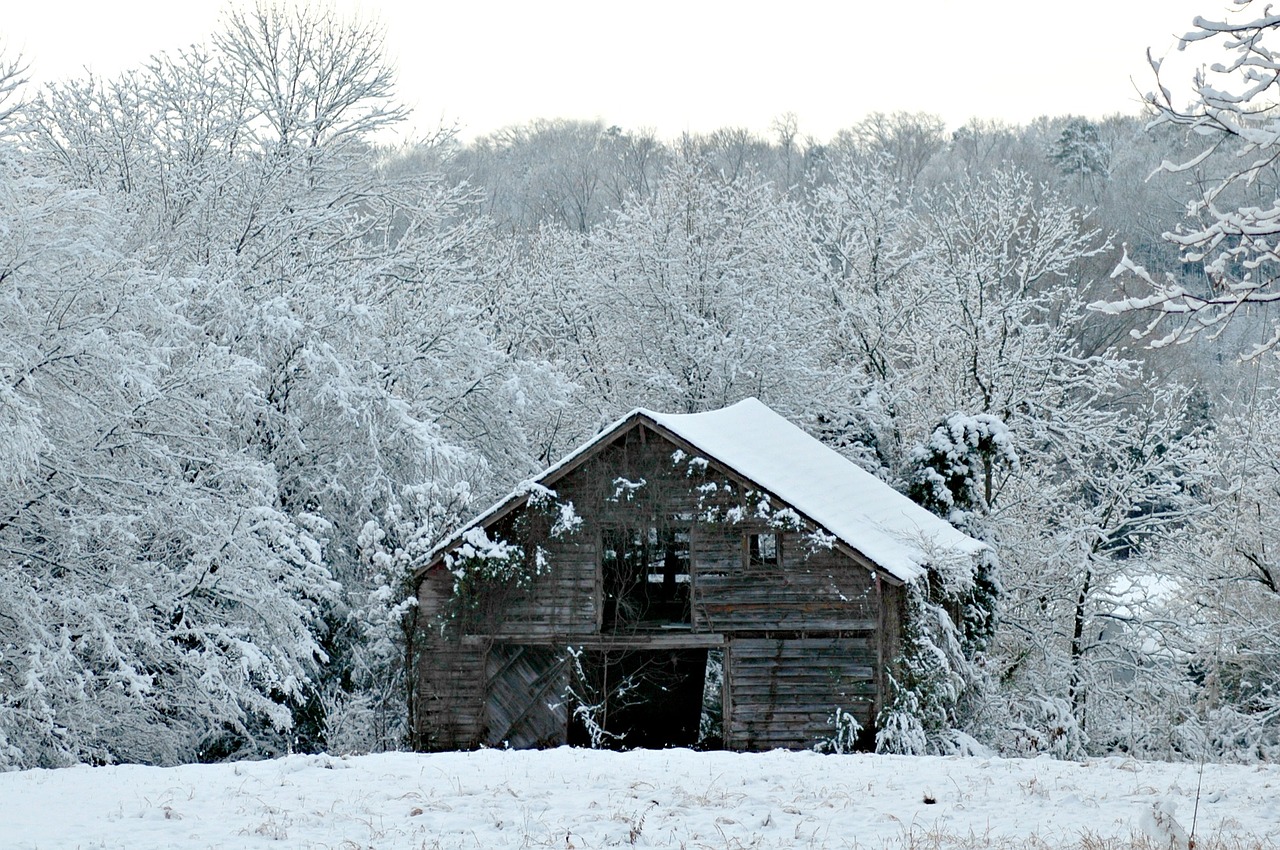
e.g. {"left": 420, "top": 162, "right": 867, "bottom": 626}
{"left": 0, "top": 6, "right": 1276, "bottom": 768}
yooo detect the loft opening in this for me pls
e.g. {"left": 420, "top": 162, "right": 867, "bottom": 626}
{"left": 601, "top": 519, "right": 691, "bottom": 631}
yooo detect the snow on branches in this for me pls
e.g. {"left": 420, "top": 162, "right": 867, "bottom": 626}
{"left": 1100, "top": 1, "right": 1280, "bottom": 354}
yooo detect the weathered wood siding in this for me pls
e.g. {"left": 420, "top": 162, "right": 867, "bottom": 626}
{"left": 415, "top": 420, "right": 911, "bottom": 752}
{"left": 484, "top": 533, "right": 599, "bottom": 639}
{"left": 413, "top": 570, "right": 486, "bottom": 750}
{"left": 483, "top": 644, "right": 569, "bottom": 748}
{"left": 472, "top": 426, "right": 696, "bottom": 639}
{"left": 693, "top": 524, "right": 878, "bottom": 632}
{"left": 723, "top": 637, "right": 877, "bottom": 751}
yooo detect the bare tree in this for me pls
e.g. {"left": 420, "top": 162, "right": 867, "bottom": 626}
{"left": 833, "top": 112, "right": 946, "bottom": 186}
{"left": 214, "top": 3, "right": 406, "bottom": 155}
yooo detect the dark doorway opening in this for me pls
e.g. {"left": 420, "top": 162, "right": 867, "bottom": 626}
{"left": 567, "top": 648, "right": 707, "bottom": 749}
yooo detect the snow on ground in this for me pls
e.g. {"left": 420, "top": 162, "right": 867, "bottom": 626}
{"left": 2, "top": 749, "right": 1277, "bottom": 849}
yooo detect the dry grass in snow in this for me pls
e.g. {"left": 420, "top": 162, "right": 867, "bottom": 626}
{"left": 0, "top": 748, "right": 1276, "bottom": 849}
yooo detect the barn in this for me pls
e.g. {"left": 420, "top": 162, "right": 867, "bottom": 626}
{"left": 410, "top": 398, "right": 984, "bottom": 752}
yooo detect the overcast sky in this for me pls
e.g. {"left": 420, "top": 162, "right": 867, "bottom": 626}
{"left": 7, "top": 0, "right": 1222, "bottom": 142}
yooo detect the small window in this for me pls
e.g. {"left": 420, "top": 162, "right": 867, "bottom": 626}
{"left": 748, "top": 531, "right": 780, "bottom": 567}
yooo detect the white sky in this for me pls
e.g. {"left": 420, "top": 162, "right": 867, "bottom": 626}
{"left": 5, "top": 0, "right": 1226, "bottom": 142}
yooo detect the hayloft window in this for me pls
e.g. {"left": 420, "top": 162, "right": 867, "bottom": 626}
{"left": 602, "top": 523, "right": 691, "bottom": 630}
{"left": 748, "top": 531, "right": 779, "bottom": 567}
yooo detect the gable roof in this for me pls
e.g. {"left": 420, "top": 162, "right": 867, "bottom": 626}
{"left": 423, "top": 398, "right": 985, "bottom": 584}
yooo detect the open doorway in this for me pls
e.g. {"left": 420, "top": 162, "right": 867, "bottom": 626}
{"left": 566, "top": 648, "right": 706, "bottom": 749}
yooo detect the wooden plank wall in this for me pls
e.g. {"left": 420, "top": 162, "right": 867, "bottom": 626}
{"left": 414, "top": 640, "right": 487, "bottom": 750}
{"left": 487, "top": 534, "right": 600, "bottom": 638}
{"left": 724, "top": 637, "right": 877, "bottom": 751}
{"left": 415, "top": 422, "right": 908, "bottom": 752}
{"left": 478, "top": 427, "right": 695, "bottom": 638}
{"left": 413, "top": 571, "right": 487, "bottom": 750}
{"left": 693, "top": 524, "right": 878, "bottom": 632}
{"left": 453, "top": 425, "right": 887, "bottom": 641}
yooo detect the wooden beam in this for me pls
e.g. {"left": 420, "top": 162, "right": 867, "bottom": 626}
{"left": 464, "top": 632, "right": 726, "bottom": 650}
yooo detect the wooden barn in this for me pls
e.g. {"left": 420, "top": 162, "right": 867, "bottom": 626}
{"left": 411, "top": 398, "right": 984, "bottom": 752}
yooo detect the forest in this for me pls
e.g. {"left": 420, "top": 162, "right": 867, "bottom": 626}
{"left": 1, "top": 4, "right": 1278, "bottom": 770}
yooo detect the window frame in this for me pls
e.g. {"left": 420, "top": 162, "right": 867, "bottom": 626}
{"left": 747, "top": 529, "right": 781, "bottom": 568}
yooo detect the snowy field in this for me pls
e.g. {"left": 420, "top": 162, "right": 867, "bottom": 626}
{"left": 2, "top": 750, "right": 1278, "bottom": 849}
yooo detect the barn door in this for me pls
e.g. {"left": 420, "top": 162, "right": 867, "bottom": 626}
{"left": 483, "top": 644, "right": 569, "bottom": 748}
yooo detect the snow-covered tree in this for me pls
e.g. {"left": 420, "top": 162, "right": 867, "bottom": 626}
{"left": 0, "top": 146, "right": 338, "bottom": 767}
{"left": 1101, "top": 1, "right": 1280, "bottom": 354}
{"left": 831, "top": 111, "right": 946, "bottom": 187}
{"left": 1141, "top": 391, "right": 1280, "bottom": 761}
{"left": 496, "top": 153, "right": 836, "bottom": 436}
{"left": 1047, "top": 117, "right": 1111, "bottom": 182}
{"left": 4, "top": 7, "right": 564, "bottom": 759}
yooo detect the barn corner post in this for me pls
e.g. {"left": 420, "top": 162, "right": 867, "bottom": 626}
{"left": 872, "top": 569, "right": 907, "bottom": 747}
{"left": 404, "top": 576, "right": 420, "bottom": 750}
{"left": 873, "top": 569, "right": 887, "bottom": 738}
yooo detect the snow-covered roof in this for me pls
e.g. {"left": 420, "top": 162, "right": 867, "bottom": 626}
{"left": 425, "top": 398, "right": 985, "bottom": 583}
{"left": 646, "top": 399, "right": 985, "bottom": 582}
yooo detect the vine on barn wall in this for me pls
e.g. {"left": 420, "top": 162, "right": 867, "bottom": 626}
{"left": 440, "top": 482, "right": 582, "bottom": 630}
{"left": 674, "top": 450, "right": 836, "bottom": 550}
